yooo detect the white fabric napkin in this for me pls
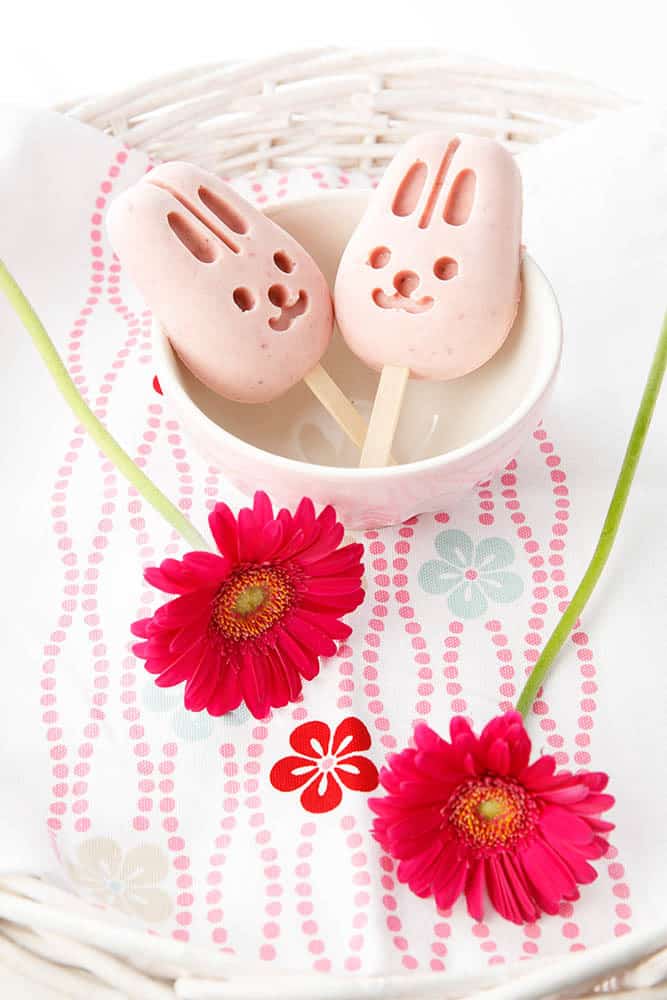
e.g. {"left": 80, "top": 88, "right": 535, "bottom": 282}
{"left": 0, "top": 101, "right": 666, "bottom": 979}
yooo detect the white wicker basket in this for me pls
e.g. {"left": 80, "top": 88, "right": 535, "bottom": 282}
{"left": 3, "top": 46, "right": 665, "bottom": 1000}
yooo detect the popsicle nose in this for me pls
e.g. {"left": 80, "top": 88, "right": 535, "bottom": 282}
{"left": 393, "top": 271, "right": 420, "bottom": 297}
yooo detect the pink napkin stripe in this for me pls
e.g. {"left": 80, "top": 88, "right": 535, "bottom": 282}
{"left": 43, "top": 149, "right": 131, "bottom": 845}
{"left": 362, "top": 527, "right": 419, "bottom": 971}
{"left": 390, "top": 518, "right": 504, "bottom": 968}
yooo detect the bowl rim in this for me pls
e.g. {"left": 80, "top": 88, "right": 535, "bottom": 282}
{"left": 155, "top": 190, "right": 563, "bottom": 480}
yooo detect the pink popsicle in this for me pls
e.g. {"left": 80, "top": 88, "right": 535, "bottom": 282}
{"left": 107, "top": 162, "right": 370, "bottom": 447}
{"left": 334, "top": 132, "right": 523, "bottom": 465}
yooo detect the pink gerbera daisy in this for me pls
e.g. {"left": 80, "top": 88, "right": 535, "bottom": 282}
{"left": 370, "top": 712, "right": 614, "bottom": 924}
{"left": 132, "top": 492, "right": 364, "bottom": 719}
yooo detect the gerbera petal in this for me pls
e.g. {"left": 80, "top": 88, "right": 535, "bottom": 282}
{"left": 294, "top": 496, "right": 316, "bottom": 525}
{"left": 285, "top": 615, "right": 337, "bottom": 658}
{"left": 540, "top": 804, "right": 596, "bottom": 846}
{"left": 270, "top": 755, "right": 318, "bottom": 791}
{"left": 486, "top": 856, "right": 522, "bottom": 924}
{"left": 168, "top": 620, "right": 211, "bottom": 654}
{"left": 520, "top": 836, "right": 578, "bottom": 909}
{"left": 433, "top": 859, "right": 468, "bottom": 912}
{"left": 294, "top": 609, "right": 353, "bottom": 642}
{"left": 131, "top": 618, "right": 152, "bottom": 638}
{"left": 273, "top": 528, "right": 306, "bottom": 562}
{"left": 465, "top": 858, "right": 486, "bottom": 921}
{"left": 154, "top": 590, "right": 216, "bottom": 628}
{"left": 498, "top": 853, "right": 540, "bottom": 923}
{"left": 397, "top": 839, "right": 444, "bottom": 895}
{"left": 540, "top": 783, "right": 591, "bottom": 806}
{"left": 184, "top": 644, "right": 220, "bottom": 712}
{"left": 590, "top": 833, "right": 613, "bottom": 854}
{"left": 587, "top": 816, "right": 616, "bottom": 834}
{"left": 305, "top": 544, "right": 365, "bottom": 577}
{"left": 305, "top": 576, "right": 364, "bottom": 597}
{"left": 487, "top": 738, "right": 511, "bottom": 776}
{"left": 385, "top": 806, "right": 447, "bottom": 848}
{"left": 332, "top": 717, "right": 372, "bottom": 756}
{"left": 508, "top": 729, "right": 531, "bottom": 773}
{"left": 151, "top": 637, "right": 206, "bottom": 684}
{"left": 264, "top": 649, "right": 292, "bottom": 709}
{"left": 551, "top": 841, "right": 599, "bottom": 885}
{"left": 239, "top": 646, "right": 271, "bottom": 719}
{"left": 299, "top": 588, "right": 365, "bottom": 614}
{"left": 335, "top": 755, "right": 379, "bottom": 792}
{"left": 414, "top": 724, "right": 450, "bottom": 754}
{"left": 300, "top": 771, "right": 342, "bottom": 814}
{"left": 289, "top": 720, "right": 331, "bottom": 758}
{"left": 519, "top": 754, "right": 557, "bottom": 789}
{"left": 277, "top": 631, "right": 321, "bottom": 682}
{"left": 315, "top": 503, "right": 337, "bottom": 533}
{"left": 258, "top": 519, "right": 284, "bottom": 562}
{"left": 252, "top": 491, "right": 274, "bottom": 528}
{"left": 295, "top": 521, "right": 345, "bottom": 565}
{"left": 208, "top": 503, "right": 240, "bottom": 562}
{"left": 412, "top": 751, "right": 466, "bottom": 789}
{"left": 580, "top": 771, "right": 610, "bottom": 793}
{"left": 237, "top": 508, "right": 259, "bottom": 563}
{"left": 271, "top": 644, "right": 303, "bottom": 702}
{"left": 207, "top": 663, "right": 243, "bottom": 717}
{"left": 449, "top": 715, "right": 474, "bottom": 742}
{"left": 571, "top": 793, "right": 615, "bottom": 815}
{"left": 144, "top": 563, "right": 193, "bottom": 595}
{"left": 182, "top": 549, "right": 229, "bottom": 578}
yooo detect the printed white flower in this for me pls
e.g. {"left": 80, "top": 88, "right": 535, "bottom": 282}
{"left": 67, "top": 837, "right": 172, "bottom": 922}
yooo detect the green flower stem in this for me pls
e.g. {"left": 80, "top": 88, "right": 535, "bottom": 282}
{"left": 516, "top": 312, "right": 667, "bottom": 718}
{"left": 0, "top": 259, "right": 211, "bottom": 552}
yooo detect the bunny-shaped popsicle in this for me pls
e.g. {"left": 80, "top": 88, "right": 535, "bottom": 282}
{"left": 334, "top": 132, "right": 522, "bottom": 466}
{"left": 107, "top": 162, "right": 371, "bottom": 449}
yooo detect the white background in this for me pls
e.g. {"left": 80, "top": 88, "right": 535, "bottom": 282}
{"left": 1, "top": 0, "right": 665, "bottom": 106}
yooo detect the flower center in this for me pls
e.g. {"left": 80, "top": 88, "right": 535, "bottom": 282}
{"left": 319, "top": 755, "right": 335, "bottom": 772}
{"left": 464, "top": 568, "right": 478, "bottom": 581}
{"left": 447, "top": 776, "right": 538, "bottom": 851}
{"left": 211, "top": 565, "right": 294, "bottom": 642}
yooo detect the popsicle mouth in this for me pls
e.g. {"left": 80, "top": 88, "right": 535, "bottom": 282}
{"left": 372, "top": 270, "right": 433, "bottom": 314}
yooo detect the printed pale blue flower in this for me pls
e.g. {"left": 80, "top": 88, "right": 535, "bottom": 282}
{"left": 419, "top": 529, "right": 523, "bottom": 620}
{"left": 142, "top": 679, "right": 250, "bottom": 741}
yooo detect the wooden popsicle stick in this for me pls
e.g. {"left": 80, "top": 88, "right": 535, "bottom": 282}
{"left": 360, "top": 365, "right": 410, "bottom": 468}
{"left": 304, "top": 363, "right": 396, "bottom": 464}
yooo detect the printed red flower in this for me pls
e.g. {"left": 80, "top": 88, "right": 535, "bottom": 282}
{"left": 370, "top": 712, "right": 614, "bottom": 924}
{"left": 132, "top": 493, "right": 364, "bottom": 720}
{"left": 270, "top": 718, "right": 379, "bottom": 813}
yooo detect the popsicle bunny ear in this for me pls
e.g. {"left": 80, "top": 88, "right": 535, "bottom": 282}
{"left": 392, "top": 160, "right": 428, "bottom": 217}
{"left": 381, "top": 134, "right": 481, "bottom": 232}
{"left": 147, "top": 161, "right": 250, "bottom": 246}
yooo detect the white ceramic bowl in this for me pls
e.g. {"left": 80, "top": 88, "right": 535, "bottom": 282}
{"left": 155, "top": 190, "right": 562, "bottom": 529}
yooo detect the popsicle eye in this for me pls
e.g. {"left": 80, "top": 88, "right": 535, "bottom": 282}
{"left": 233, "top": 287, "right": 255, "bottom": 311}
{"left": 273, "top": 250, "right": 295, "bottom": 273}
{"left": 368, "top": 247, "right": 391, "bottom": 268}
